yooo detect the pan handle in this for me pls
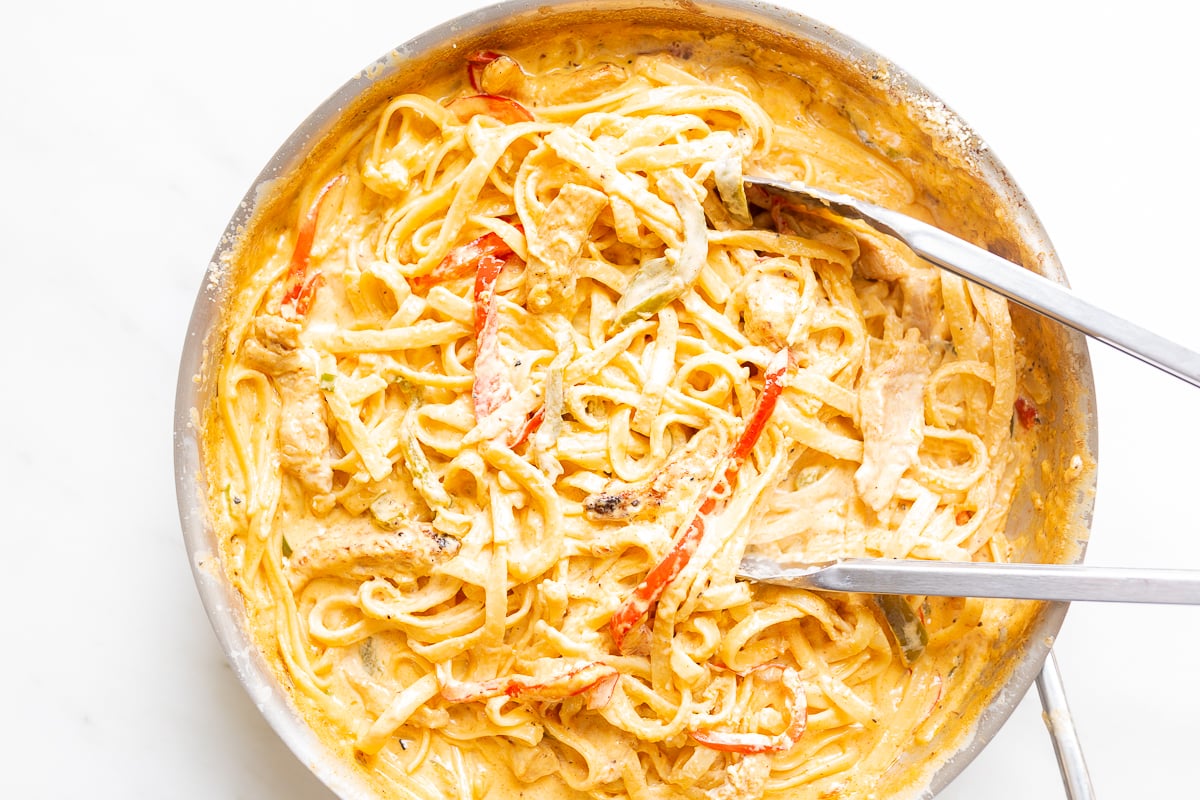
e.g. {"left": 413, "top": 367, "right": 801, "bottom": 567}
{"left": 1036, "top": 651, "right": 1096, "bottom": 800}
{"left": 746, "top": 176, "right": 1200, "bottom": 389}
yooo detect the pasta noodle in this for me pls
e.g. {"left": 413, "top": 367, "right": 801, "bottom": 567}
{"left": 205, "top": 25, "right": 1051, "bottom": 800}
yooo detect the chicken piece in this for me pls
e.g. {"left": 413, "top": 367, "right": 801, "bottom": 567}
{"left": 707, "top": 754, "right": 771, "bottom": 800}
{"left": 241, "top": 315, "right": 334, "bottom": 496}
{"left": 854, "top": 331, "right": 931, "bottom": 511}
{"left": 584, "top": 434, "right": 720, "bottom": 522}
{"left": 287, "top": 518, "right": 460, "bottom": 591}
{"left": 477, "top": 54, "right": 526, "bottom": 97}
{"left": 742, "top": 268, "right": 802, "bottom": 348}
{"left": 855, "top": 231, "right": 943, "bottom": 339}
{"left": 510, "top": 745, "right": 559, "bottom": 784}
{"left": 526, "top": 183, "right": 609, "bottom": 313}
{"left": 481, "top": 56, "right": 627, "bottom": 105}
{"left": 898, "top": 268, "right": 943, "bottom": 340}
{"left": 242, "top": 314, "right": 304, "bottom": 369}
{"left": 855, "top": 230, "right": 909, "bottom": 282}
{"left": 539, "top": 62, "right": 628, "bottom": 104}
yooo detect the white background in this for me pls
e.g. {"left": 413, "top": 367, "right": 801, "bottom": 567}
{"left": 3, "top": 1, "right": 1196, "bottom": 796}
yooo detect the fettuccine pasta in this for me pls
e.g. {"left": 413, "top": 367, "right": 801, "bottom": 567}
{"left": 206, "top": 26, "right": 1048, "bottom": 800}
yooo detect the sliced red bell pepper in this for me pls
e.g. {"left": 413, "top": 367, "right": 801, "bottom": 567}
{"left": 585, "top": 670, "right": 619, "bottom": 710}
{"left": 415, "top": 231, "right": 516, "bottom": 289}
{"left": 1014, "top": 396, "right": 1039, "bottom": 429}
{"left": 608, "top": 498, "right": 712, "bottom": 650}
{"left": 447, "top": 93, "right": 534, "bottom": 125}
{"left": 508, "top": 406, "right": 546, "bottom": 449}
{"left": 281, "top": 174, "right": 346, "bottom": 318}
{"left": 466, "top": 50, "right": 504, "bottom": 92}
{"left": 728, "top": 350, "right": 791, "bottom": 465}
{"left": 471, "top": 253, "right": 510, "bottom": 419}
{"left": 419, "top": 230, "right": 527, "bottom": 429}
{"left": 440, "top": 661, "right": 618, "bottom": 705}
{"left": 609, "top": 349, "right": 790, "bottom": 651}
{"left": 290, "top": 272, "right": 324, "bottom": 317}
{"left": 689, "top": 665, "right": 807, "bottom": 754}
{"left": 472, "top": 252, "right": 507, "bottom": 335}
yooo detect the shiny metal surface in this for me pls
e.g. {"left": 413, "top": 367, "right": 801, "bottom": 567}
{"left": 1037, "top": 653, "right": 1097, "bottom": 800}
{"left": 737, "top": 556, "right": 1200, "bottom": 604}
{"left": 175, "top": 1, "right": 1099, "bottom": 798}
{"left": 747, "top": 175, "right": 1200, "bottom": 389}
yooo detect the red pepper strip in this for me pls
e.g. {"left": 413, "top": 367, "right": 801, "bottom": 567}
{"left": 1014, "top": 396, "right": 1039, "bottom": 429}
{"left": 281, "top": 174, "right": 346, "bottom": 317}
{"left": 729, "top": 349, "right": 791, "bottom": 464}
{"left": 291, "top": 273, "right": 325, "bottom": 318}
{"left": 585, "top": 671, "right": 620, "bottom": 711}
{"left": 609, "top": 349, "right": 790, "bottom": 651}
{"left": 440, "top": 662, "right": 618, "bottom": 704}
{"left": 447, "top": 93, "right": 535, "bottom": 125}
{"left": 466, "top": 50, "right": 504, "bottom": 92}
{"left": 608, "top": 501, "right": 712, "bottom": 650}
{"left": 415, "top": 231, "right": 516, "bottom": 289}
{"left": 690, "top": 666, "right": 807, "bottom": 754}
{"left": 472, "top": 253, "right": 511, "bottom": 420}
{"left": 472, "top": 253, "right": 507, "bottom": 335}
{"left": 425, "top": 229, "right": 524, "bottom": 426}
{"left": 508, "top": 407, "right": 546, "bottom": 449}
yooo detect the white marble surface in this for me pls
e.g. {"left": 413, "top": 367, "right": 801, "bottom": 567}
{"left": 4, "top": 1, "right": 1197, "bottom": 796}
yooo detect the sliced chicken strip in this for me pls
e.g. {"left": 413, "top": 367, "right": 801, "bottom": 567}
{"left": 584, "top": 434, "right": 720, "bottom": 522}
{"left": 480, "top": 55, "right": 628, "bottom": 106}
{"left": 241, "top": 315, "right": 334, "bottom": 496}
{"left": 854, "top": 330, "right": 931, "bottom": 511}
{"left": 855, "top": 231, "right": 944, "bottom": 340}
{"left": 526, "top": 183, "right": 609, "bottom": 313}
{"left": 287, "top": 519, "right": 460, "bottom": 592}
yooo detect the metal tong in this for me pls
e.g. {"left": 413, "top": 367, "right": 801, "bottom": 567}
{"left": 736, "top": 556, "right": 1200, "bottom": 605}
{"left": 740, "top": 174, "right": 1200, "bottom": 609}
{"left": 739, "top": 176, "right": 1200, "bottom": 799}
{"left": 744, "top": 175, "right": 1200, "bottom": 389}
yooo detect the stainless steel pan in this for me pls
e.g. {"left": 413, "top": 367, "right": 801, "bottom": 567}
{"left": 175, "top": 2, "right": 1099, "bottom": 797}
